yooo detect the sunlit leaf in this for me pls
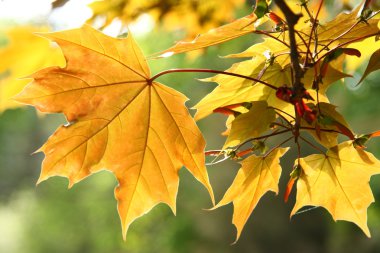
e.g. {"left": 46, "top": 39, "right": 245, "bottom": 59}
{"left": 153, "top": 13, "right": 259, "bottom": 58}
{"left": 193, "top": 59, "right": 292, "bottom": 121}
{"left": 356, "top": 48, "right": 380, "bottom": 85}
{"left": 213, "top": 147, "right": 289, "bottom": 242}
{"left": 223, "top": 101, "right": 275, "bottom": 148}
{"left": 292, "top": 141, "right": 380, "bottom": 237}
{"left": 315, "top": 3, "right": 380, "bottom": 46}
{"left": 345, "top": 37, "right": 380, "bottom": 72}
{"left": 0, "top": 26, "right": 64, "bottom": 112}
{"left": 15, "top": 25, "right": 214, "bottom": 239}
{"left": 223, "top": 37, "right": 291, "bottom": 67}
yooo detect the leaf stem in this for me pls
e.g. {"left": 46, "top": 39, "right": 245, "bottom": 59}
{"left": 316, "top": 32, "right": 380, "bottom": 64}
{"left": 272, "top": 122, "right": 291, "bottom": 129}
{"left": 149, "top": 68, "right": 278, "bottom": 90}
{"left": 235, "top": 129, "right": 291, "bottom": 151}
{"left": 299, "top": 126, "right": 341, "bottom": 134}
{"left": 268, "top": 106, "right": 296, "bottom": 120}
{"left": 264, "top": 136, "right": 293, "bottom": 158}
{"left": 317, "top": 20, "right": 360, "bottom": 54}
{"left": 316, "top": 10, "right": 380, "bottom": 57}
{"left": 299, "top": 135, "right": 325, "bottom": 154}
{"left": 305, "top": 0, "right": 323, "bottom": 62}
{"left": 254, "top": 30, "right": 291, "bottom": 48}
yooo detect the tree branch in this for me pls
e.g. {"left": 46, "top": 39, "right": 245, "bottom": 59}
{"left": 274, "top": 0, "right": 304, "bottom": 90}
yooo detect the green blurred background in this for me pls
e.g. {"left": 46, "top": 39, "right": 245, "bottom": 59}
{"left": 1, "top": 0, "right": 380, "bottom": 252}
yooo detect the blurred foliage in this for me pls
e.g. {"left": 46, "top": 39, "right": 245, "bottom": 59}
{"left": 0, "top": 26, "right": 64, "bottom": 112}
{"left": 1, "top": 0, "right": 380, "bottom": 252}
{"left": 87, "top": 0, "right": 246, "bottom": 38}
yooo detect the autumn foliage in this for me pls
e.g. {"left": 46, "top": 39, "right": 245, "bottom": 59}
{"left": 3, "top": 0, "right": 380, "bottom": 242}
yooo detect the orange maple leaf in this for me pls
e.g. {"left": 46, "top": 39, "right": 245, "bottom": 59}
{"left": 15, "top": 25, "right": 214, "bottom": 239}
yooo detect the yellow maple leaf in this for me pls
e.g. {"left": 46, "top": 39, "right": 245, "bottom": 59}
{"left": 223, "top": 37, "right": 291, "bottom": 66}
{"left": 311, "top": 2, "right": 380, "bottom": 52}
{"left": 14, "top": 25, "right": 214, "bottom": 239}
{"left": 223, "top": 101, "right": 275, "bottom": 149}
{"left": 0, "top": 26, "right": 64, "bottom": 112}
{"left": 355, "top": 48, "right": 380, "bottom": 86}
{"left": 152, "top": 13, "right": 259, "bottom": 58}
{"left": 292, "top": 141, "right": 380, "bottom": 237}
{"left": 193, "top": 59, "right": 292, "bottom": 121}
{"left": 196, "top": 36, "right": 350, "bottom": 126}
{"left": 345, "top": 37, "right": 380, "bottom": 72}
{"left": 212, "top": 147, "right": 289, "bottom": 242}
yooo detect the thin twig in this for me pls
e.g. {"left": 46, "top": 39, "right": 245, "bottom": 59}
{"left": 255, "top": 30, "right": 291, "bottom": 48}
{"left": 316, "top": 32, "right": 380, "bottom": 64}
{"left": 299, "top": 126, "right": 341, "bottom": 134}
{"left": 264, "top": 136, "right": 293, "bottom": 158}
{"left": 299, "top": 135, "right": 325, "bottom": 153}
{"left": 149, "top": 68, "right": 278, "bottom": 90}
{"left": 272, "top": 122, "right": 291, "bottom": 129}
{"left": 268, "top": 106, "right": 296, "bottom": 120}
{"left": 235, "top": 129, "right": 291, "bottom": 151}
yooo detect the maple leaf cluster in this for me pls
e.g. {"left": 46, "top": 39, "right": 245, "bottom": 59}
{"left": 11, "top": 0, "right": 380, "bottom": 242}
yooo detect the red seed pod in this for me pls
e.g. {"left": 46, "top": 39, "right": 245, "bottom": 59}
{"left": 300, "top": 100, "right": 316, "bottom": 122}
{"left": 284, "top": 177, "right": 295, "bottom": 203}
{"left": 236, "top": 148, "right": 252, "bottom": 158}
{"left": 369, "top": 130, "right": 380, "bottom": 138}
{"left": 213, "top": 107, "right": 236, "bottom": 116}
{"left": 268, "top": 12, "right": 284, "bottom": 25}
{"left": 276, "top": 86, "right": 293, "bottom": 103}
{"left": 276, "top": 86, "right": 316, "bottom": 123}
{"left": 213, "top": 103, "right": 246, "bottom": 116}
{"left": 284, "top": 164, "right": 301, "bottom": 203}
{"left": 302, "top": 89, "right": 314, "bottom": 101}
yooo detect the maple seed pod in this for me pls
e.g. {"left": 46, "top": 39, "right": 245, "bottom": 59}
{"left": 301, "top": 104, "right": 317, "bottom": 125}
{"left": 353, "top": 130, "right": 380, "bottom": 149}
{"left": 284, "top": 164, "right": 302, "bottom": 203}
{"left": 213, "top": 105, "right": 241, "bottom": 117}
{"left": 276, "top": 86, "right": 316, "bottom": 123}
{"left": 267, "top": 12, "right": 286, "bottom": 32}
{"left": 275, "top": 86, "right": 293, "bottom": 103}
{"left": 267, "top": 12, "right": 284, "bottom": 25}
{"left": 236, "top": 148, "right": 253, "bottom": 158}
